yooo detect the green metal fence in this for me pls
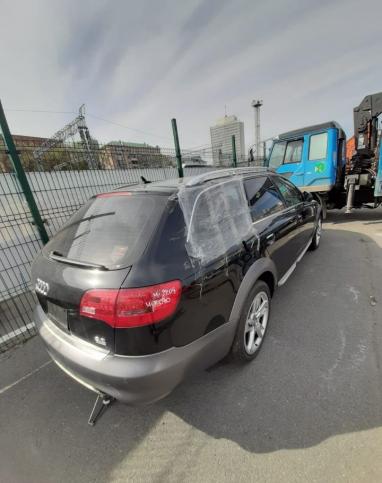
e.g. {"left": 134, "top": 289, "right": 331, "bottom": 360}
{"left": 0, "top": 109, "right": 262, "bottom": 352}
{"left": 0, "top": 169, "right": 43, "bottom": 350}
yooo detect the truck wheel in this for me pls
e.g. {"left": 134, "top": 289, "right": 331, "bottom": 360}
{"left": 309, "top": 217, "right": 322, "bottom": 251}
{"left": 231, "top": 280, "right": 271, "bottom": 362}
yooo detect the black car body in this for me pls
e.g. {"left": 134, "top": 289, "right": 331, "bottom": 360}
{"left": 32, "top": 168, "right": 321, "bottom": 404}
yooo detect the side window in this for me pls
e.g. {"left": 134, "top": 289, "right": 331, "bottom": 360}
{"left": 268, "top": 141, "right": 286, "bottom": 169}
{"left": 151, "top": 202, "right": 188, "bottom": 264}
{"left": 338, "top": 138, "right": 345, "bottom": 166}
{"left": 272, "top": 177, "right": 302, "bottom": 207}
{"left": 284, "top": 139, "right": 303, "bottom": 164}
{"left": 185, "top": 179, "right": 254, "bottom": 263}
{"left": 309, "top": 132, "right": 328, "bottom": 160}
{"left": 244, "top": 176, "right": 284, "bottom": 221}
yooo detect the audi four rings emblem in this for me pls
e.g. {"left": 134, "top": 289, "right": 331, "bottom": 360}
{"left": 35, "top": 278, "right": 49, "bottom": 296}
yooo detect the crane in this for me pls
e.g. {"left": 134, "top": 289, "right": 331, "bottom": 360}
{"left": 267, "top": 91, "right": 382, "bottom": 215}
{"left": 345, "top": 92, "right": 382, "bottom": 210}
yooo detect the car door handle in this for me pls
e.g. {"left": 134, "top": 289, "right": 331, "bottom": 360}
{"left": 294, "top": 214, "right": 303, "bottom": 223}
{"left": 266, "top": 233, "right": 275, "bottom": 245}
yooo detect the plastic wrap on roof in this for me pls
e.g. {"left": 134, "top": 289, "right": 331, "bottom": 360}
{"left": 178, "top": 177, "right": 256, "bottom": 265}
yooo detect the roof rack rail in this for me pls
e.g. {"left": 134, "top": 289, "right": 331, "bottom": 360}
{"left": 185, "top": 166, "right": 272, "bottom": 187}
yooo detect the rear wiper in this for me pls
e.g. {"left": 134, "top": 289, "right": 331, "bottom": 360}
{"left": 49, "top": 251, "right": 109, "bottom": 270}
{"left": 63, "top": 211, "right": 116, "bottom": 231}
{"left": 71, "top": 229, "right": 91, "bottom": 243}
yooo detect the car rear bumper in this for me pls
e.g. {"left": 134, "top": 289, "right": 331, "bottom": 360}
{"left": 34, "top": 304, "right": 234, "bottom": 404}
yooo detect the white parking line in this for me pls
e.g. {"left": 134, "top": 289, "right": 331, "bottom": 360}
{"left": 0, "top": 360, "right": 52, "bottom": 396}
{"left": 0, "top": 322, "right": 36, "bottom": 346}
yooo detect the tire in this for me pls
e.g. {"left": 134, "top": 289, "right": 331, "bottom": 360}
{"left": 231, "top": 280, "right": 271, "bottom": 362}
{"left": 309, "top": 216, "right": 322, "bottom": 251}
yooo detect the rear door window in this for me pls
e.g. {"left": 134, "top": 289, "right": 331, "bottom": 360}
{"left": 272, "top": 176, "right": 302, "bottom": 207}
{"left": 182, "top": 179, "right": 254, "bottom": 263}
{"left": 244, "top": 176, "right": 285, "bottom": 221}
{"left": 43, "top": 193, "right": 167, "bottom": 269}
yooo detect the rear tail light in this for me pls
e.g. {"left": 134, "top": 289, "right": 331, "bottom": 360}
{"left": 79, "top": 280, "right": 182, "bottom": 328}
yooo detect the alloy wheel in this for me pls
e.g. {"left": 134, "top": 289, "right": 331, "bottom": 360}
{"left": 244, "top": 291, "right": 269, "bottom": 355}
{"left": 315, "top": 218, "right": 322, "bottom": 245}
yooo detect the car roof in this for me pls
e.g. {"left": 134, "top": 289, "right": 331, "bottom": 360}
{"left": 101, "top": 168, "right": 275, "bottom": 197}
{"left": 113, "top": 177, "right": 192, "bottom": 195}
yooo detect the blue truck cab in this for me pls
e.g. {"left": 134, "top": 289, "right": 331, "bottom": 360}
{"left": 267, "top": 121, "right": 346, "bottom": 196}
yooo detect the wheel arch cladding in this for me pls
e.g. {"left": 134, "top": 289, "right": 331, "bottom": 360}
{"left": 228, "top": 257, "right": 277, "bottom": 330}
{"left": 258, "top": 271, "right": 275, "bottom": 296}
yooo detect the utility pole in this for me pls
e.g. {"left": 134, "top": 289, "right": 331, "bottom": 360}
{"left": 251, "top": 99, "right": 263, "bottom": 161}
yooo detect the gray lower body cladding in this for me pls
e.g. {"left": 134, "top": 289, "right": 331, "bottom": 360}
{"left": 34, "top": 304, "right": 236, "bottom": 404}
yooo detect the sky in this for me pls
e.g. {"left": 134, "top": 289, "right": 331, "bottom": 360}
{"left": 1, "top": 0, "right": 382, "bottom": 152}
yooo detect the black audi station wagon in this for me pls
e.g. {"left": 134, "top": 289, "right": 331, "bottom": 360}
{"left": 32, "top": 168, "right": 322, "bottom": 409}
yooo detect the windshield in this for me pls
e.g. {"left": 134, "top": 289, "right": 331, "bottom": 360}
{"left": 43, "top": 193, "right": 167, "bottom": 270}
{"left": 268, "top": 141, "right": 286, "bottom": 169}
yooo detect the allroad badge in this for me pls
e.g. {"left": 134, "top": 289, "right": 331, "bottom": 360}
{"left": 35, "top": 278, "right": 49, "bottom": 296}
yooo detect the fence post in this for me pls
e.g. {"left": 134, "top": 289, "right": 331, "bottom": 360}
{"left": 171, "top": 118, "right": 183, "bottom": 178}
{"left": 231, "top": 135, "right": 237, "bottom": 167}
{"left": 0, "top": 100, "right": 49, "bottom": 244}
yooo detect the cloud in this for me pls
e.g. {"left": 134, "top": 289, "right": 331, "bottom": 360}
{"left": 1, "top": 0, "right": 381, "bottom": 152}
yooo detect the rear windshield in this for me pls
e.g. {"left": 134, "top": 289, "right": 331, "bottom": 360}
{"left": 43, "top": 193, "right": 167, "bottom": 270}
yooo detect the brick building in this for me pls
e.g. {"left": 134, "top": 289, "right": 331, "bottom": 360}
{"left": 100, "top": 141, "right": 173, "bottom": 169}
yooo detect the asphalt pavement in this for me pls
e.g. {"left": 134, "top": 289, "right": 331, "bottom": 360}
{"left": 1, "top": 209, "right": 381, "bottom": 483}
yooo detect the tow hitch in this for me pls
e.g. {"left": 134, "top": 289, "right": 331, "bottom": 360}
{"left": 88, "top": 393, "right": 115, "bottom": 426}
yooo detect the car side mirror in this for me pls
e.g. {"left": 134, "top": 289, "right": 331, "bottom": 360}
{"left": 302, "top": 191, "right": 313, "bottom": 202}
